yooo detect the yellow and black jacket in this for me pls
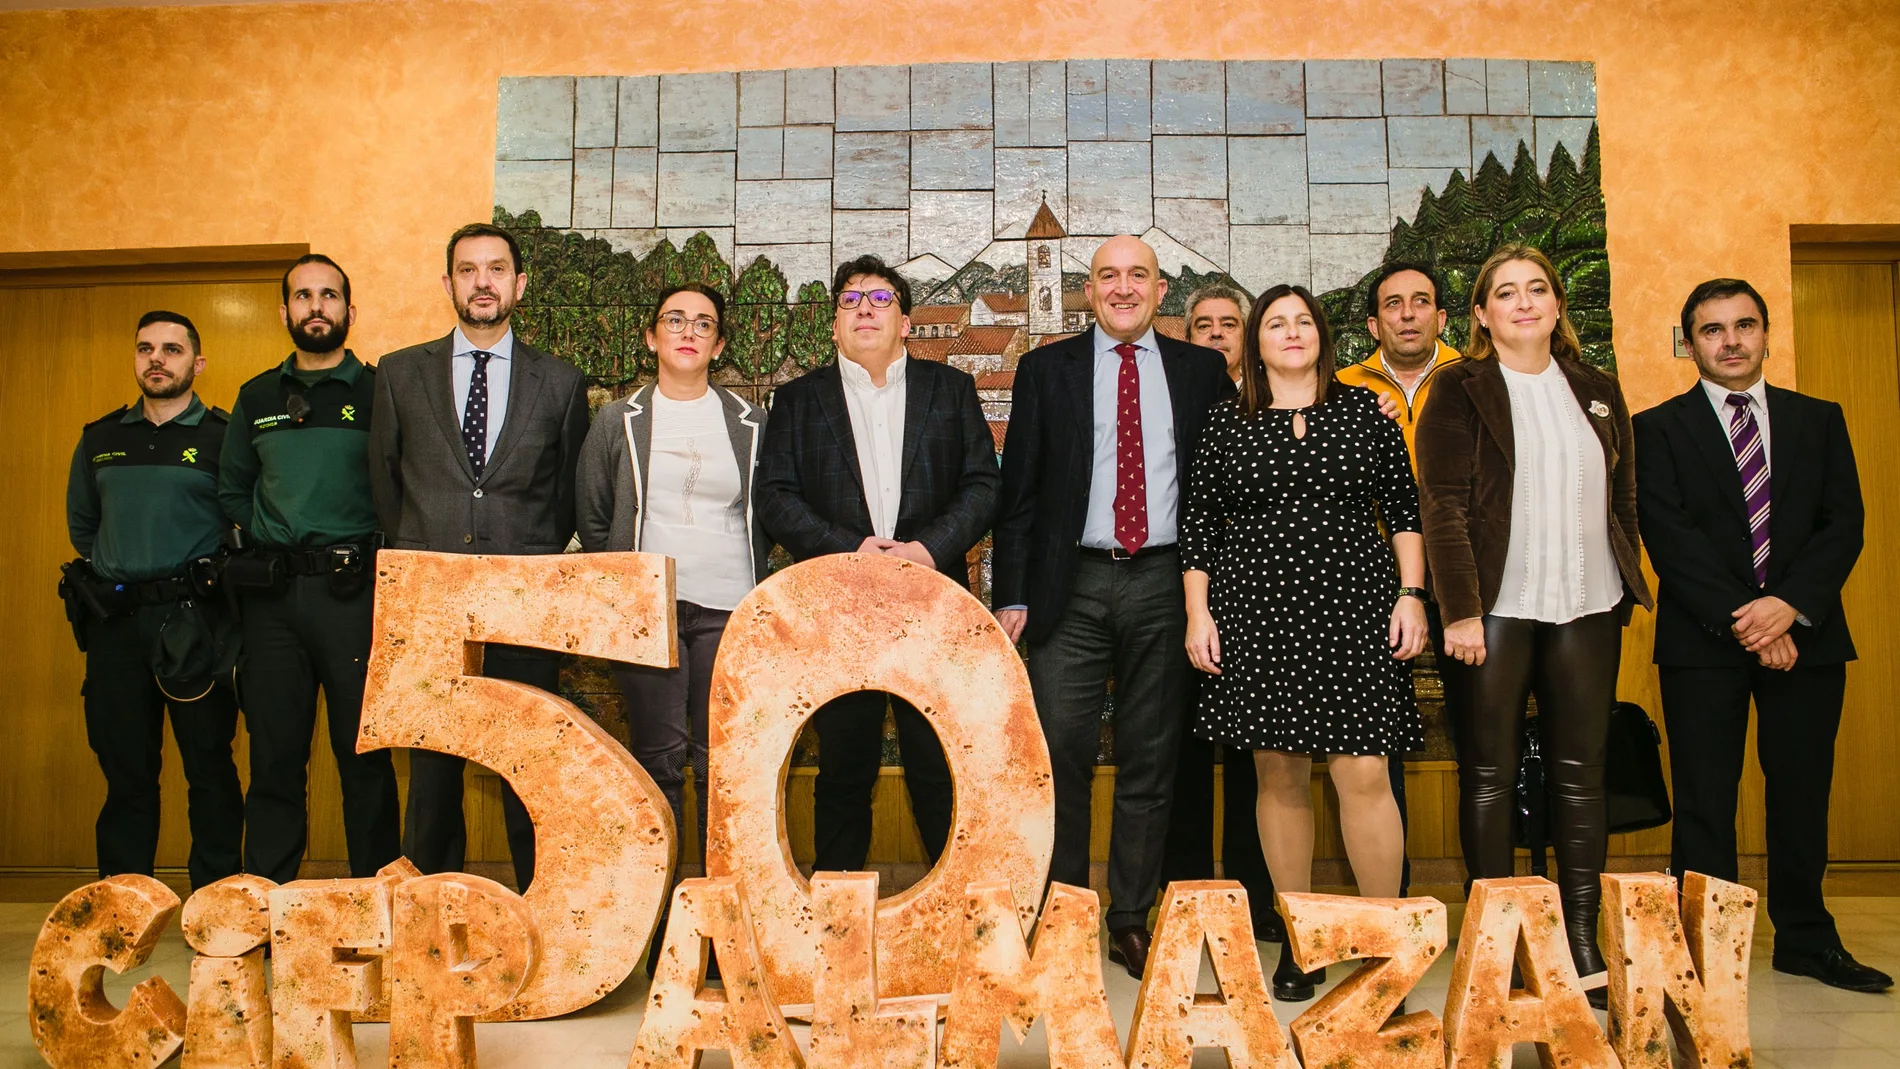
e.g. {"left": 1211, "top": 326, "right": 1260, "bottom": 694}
{"left": 1335, "top": 340, "right": 1465, "bottom": 473}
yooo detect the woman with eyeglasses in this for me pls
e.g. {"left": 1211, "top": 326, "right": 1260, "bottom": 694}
{"left": 576, "top": 283, "right": 768, "bottom": 963}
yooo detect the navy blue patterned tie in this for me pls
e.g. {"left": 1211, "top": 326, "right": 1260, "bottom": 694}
{"left": 463, "top": 351, "right": 492, "bottom": 478}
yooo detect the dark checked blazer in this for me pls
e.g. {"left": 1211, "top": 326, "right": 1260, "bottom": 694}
{"left": 1635, "top": 382, "right": 1863, "bottom": 667}
{"left": 754, "top": 356, "right": 999, "bottom": 588}
{"left": 369, "top": 332, "right": 590, "bottom": 556}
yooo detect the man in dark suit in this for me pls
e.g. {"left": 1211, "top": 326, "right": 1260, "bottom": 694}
{"left": 1636, "top": 277, "right": 1889, "bottom": 993}
{"left": 993, "top": 235, "right": 1232, "bottom": 978}
{"left": 755, "top": 253, "right": 999, "bottom": 873}
{"left": 369, "top": 222, "right": 590, "bottom": 893}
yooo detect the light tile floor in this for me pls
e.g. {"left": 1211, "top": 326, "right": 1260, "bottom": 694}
{"left": 0, "top": 897, "right": 1893, "bottom": 1067}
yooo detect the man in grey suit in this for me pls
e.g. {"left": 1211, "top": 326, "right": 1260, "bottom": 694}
{"left": 369, "top": 222, "right": 590, "bottom": 891}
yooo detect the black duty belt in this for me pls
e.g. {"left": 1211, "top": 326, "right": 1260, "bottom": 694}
{"left": 1077, "top": 543, "right": 1178, "bottom": 563}
{"left": 252, "top": 540, "right": 375, "bottom": 575}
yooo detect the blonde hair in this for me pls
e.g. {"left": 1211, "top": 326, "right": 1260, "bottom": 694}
{"left": 1463, "top": 243, "right": 1583, "bottom": 363}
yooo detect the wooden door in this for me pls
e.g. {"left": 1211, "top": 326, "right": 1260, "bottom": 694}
{"left": 1792, "top": 247, "right": 1900, "bottom": 862}
{"left": 0, "top": 269, "right": 286, "bottom": 880}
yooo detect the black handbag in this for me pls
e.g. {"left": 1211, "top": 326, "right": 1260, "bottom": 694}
{"left": 1603, "top": 701, "right": 1673, "bottom": 834}
{"left": 1514, "top": 701, "right": 1672, "bottom": 871}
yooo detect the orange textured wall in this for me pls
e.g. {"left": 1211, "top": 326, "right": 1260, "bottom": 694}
{"left": 3, "top": 0, "right": 1898, "bottom": 408}
{"left": 3, "top": 1, "right": 1897, "bottom": 862}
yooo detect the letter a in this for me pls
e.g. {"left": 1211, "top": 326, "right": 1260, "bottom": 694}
{"left": 626, "top": 877, "right": 803, "bottom": 1069}
{"left": 1444, "top": 876, "right": 1616, "bottom": 1069}
{"left": 1124, "top": 881, "right": 1298, "bottom": 1069}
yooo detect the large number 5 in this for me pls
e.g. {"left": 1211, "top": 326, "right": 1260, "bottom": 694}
{"left": 359, "top": 550, "right": 678, "bottom": 1021}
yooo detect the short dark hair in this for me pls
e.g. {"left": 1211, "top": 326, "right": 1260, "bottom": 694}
{"left": 1680, "top": 277, "right": 1769, "bottom": 339}
{"left": 445, "top": 222, "right": 524, "bottom": 275}
{"left": 282, "top": 253, "right": 352, "bottom": 307}
{"left": 1237, "top": 284, "right": 1336, "bottom": 418}
{"left": 136, "top": 310, "right": 200, "bottom": 354}
{"left": 649, "top": 283, "right": 728, "bottom": 339}
{"left": 831, "top": 254, "right": 911, "bottom": 315}
{"left": 1364, "top": 261, "right": 1442, "bottom": 319}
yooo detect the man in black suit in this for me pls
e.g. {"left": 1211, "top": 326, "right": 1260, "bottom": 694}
{"left": 369, "top": 222, "right": 590, "bottom": 893}
{"left": 1636, "top": 277, "right": 1889, "bottom": 993}
{"left": 755, "top": 253, "right": 999, "bottom": 873}
{"left": 993, "top": 235, "right": 1232, "bottom": 978}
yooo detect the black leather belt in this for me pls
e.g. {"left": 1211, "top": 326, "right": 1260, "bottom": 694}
{"left": 1077, "top": 543, "right": 1178, "bottom": 562}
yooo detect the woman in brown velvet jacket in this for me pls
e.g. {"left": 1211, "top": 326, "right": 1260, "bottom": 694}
{"left": 1414, "top": 244, "right": 1653, "bottom": 999}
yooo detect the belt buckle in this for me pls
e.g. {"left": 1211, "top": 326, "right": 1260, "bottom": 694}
{"left": 1108, "top": 545, "right": 1134, "bottom": 561}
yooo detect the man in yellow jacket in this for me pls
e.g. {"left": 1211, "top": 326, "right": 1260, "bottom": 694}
{"left": 1336, "top": 262, "right": 1466, "bottom": 471}
{"left": 1336, "top": 261, "right": 1474, "bottom": 887}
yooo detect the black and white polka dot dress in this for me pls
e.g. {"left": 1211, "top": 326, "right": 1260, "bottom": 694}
{"left": 1181, "top": 384, "right": 1424, "bottom": 756}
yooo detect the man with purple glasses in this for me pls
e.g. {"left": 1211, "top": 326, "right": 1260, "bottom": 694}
{"left": 755, "top": 253, "right": 999, "bottom": 873}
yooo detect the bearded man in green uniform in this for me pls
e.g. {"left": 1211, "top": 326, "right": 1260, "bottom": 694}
{"left": 219, "top": 254, "right": 400, "bottom": 883}
{"left": 64, "top": 310, "right": 244, "bottom": 889}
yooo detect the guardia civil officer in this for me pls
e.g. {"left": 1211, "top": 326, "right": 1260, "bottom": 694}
{"left": 219, "top": 255, "right": 401, "bottom": 883}
{"left": 64, "top": 310, "right": 244, "bottom": 890}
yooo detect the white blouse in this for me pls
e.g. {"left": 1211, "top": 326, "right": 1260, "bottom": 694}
{"left": 643, "top": 390, "right": 754, "bottom": 611}
{"left": 1494, "top": 360, "right": 1621, "bottom": 623}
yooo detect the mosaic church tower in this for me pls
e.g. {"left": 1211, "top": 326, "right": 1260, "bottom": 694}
{"left": 1026, "top": 195, "right": 1066, "bottom": 336}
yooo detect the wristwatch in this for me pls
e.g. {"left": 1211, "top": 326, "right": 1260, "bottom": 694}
{"left": 1397, "top": 587, "right": 1430, "bottom": 602}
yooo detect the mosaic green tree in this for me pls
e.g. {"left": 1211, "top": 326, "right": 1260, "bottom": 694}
{"left": 1322, "top": 123, "right": 1613, "bottom": 370}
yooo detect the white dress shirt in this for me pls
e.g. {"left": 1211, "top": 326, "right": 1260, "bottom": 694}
{"left": 1083, "top": 326, "right": 1178, "bottom": 549}
{"left": 838, "top": 352, "right": 907, "bottom": 540}
{"left": 451, "top": 326, "right": 514, "bottom": 458}
{"left": 1701, "top": 373, "right": 1771, "bottom": 472}
{"left": 643, "top": 390, "right": 753, "bottom": 611}
{"left": 1493, "top": 360, "right": 1621, "bottom": 623}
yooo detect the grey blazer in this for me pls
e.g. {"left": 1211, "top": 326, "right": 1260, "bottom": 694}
{"left": 575, "top": 382, "right": 770, "bottom": 583}
{"left": 369, "top": 332, "right": 590, "bottom": 554}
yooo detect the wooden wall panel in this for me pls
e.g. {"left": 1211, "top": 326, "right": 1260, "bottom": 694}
{"left": 1792, "top": 255, "right": 1900, "bottom": 862}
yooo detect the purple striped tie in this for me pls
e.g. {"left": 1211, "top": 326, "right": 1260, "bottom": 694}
{"left": 1726, "top": 393, "right": 1770, "bottom": 587}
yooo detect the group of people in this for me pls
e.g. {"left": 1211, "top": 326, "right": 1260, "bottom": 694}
{"left": 66, "top": 224, "right": 1888, "bottom": 1004}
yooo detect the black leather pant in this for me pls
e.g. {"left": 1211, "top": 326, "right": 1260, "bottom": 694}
{"left": 1450, "top": 611, "right": 1619, "bottom": 973}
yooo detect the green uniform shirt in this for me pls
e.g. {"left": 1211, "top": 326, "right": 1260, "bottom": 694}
{"left": 219, "top": 351, "right": 379, "bottom": 547}
{"left": 68, "top": 395, "right": 230, "bottom": 582}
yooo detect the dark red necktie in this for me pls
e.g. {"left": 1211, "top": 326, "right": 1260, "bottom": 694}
{"left": 1113, "top": 342, "right": 1148, "bottom": 555}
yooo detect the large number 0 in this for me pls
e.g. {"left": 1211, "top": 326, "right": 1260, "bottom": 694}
{"left": 359, "top": 550, "right": 678, "bottom": 1021}
{"left": 706, "top": 553, "right": 1055, "bottom": 1005}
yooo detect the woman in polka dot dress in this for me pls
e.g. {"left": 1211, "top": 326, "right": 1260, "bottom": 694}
{"left": 1181, "top": 283, "right": 1429, "bottom": 1000}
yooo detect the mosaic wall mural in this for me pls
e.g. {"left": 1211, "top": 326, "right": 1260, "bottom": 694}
{"left": 492, "top": 58, "right": 1610, "bottom": 400}
{"left": 508, "top": 60, "right": 1613, "bottom": 771}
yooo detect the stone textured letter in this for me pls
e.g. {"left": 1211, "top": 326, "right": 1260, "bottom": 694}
{"left": 706, "top": 553, "right": 1053, "bottom": 1005}
{"left": 28, "top": 874, "right": 186, "bottom": 1069}
{"left": 939, "top": 880, "right": 1122, "bottom": 1069}
{"left": 626, "top": 876, "right": 804, "bottom": 1069}
{"left": 1278, "top": 891, "right": 1446, "bottom": 1069}
{"left": 387, "top": 873, "right": 541, "bottom": 1069}
{"left": 269, "top": 876, "right": 398, "bottom": 1069}
{"left": 1601, "top": 872, "right": 1756, "bottom": 1068}
{"left": 360, "top": 550, "right": 677, "bottom": 1020}
{"left": 1444, "top": 876, "right": 1617, "bottom": 1069}
{"left": 809, "top": 872, "right": 937, "bottom": 1069}
{"left": 181, "top": 874, "right": 278, "bottom": 1069}
{"left": 1124, "top": 881, "right": 1298, "bottom": 1069}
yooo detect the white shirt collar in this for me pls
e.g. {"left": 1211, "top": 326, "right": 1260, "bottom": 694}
{"left": 1701, "top": 373, "right": 1766, "bottom": 411}
{"left": 1094, "top": 324, "right": 1161, "bottom": 358}
{"left": 452, "top": 326, "right": 515, "bottom": 360}
{"left": 838, "top": 351, "right": 907, "bottom": 391}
